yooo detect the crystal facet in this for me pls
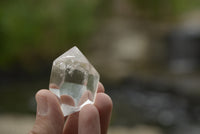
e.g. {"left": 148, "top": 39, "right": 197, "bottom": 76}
{"left": 49, "top": 46, "right": 99, "bottom": 116}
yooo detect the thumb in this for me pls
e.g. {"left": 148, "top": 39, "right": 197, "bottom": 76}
{"left": 29, "top": 89, "right": 64, "bottom": 134}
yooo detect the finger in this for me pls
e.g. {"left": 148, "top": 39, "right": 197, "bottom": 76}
{"left": 63, "top": 82, "right": 105, "bottom": 134}
{"left": 97, "top": 82, "right": 105, "bottom": 93}
{"left": 60, "top": 95, "right": 75, "bottom": 121}
{"left": 78, "top": 104, "right": 101, "bottom": 134}
{"left": 63, "top": 91, "right": 93, "bottom": 134}
{"left": 63, "top": 112, "right": 79, "bottom": 134}
{"left": 29, "top": 89, "right": 64, "bottom": 134}
{"left": 94, "top": 93, "right": 113, "bottom": 134}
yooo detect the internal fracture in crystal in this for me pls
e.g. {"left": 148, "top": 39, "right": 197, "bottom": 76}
{"left": 49, "top": 46, "right": 99, "bottom": 116}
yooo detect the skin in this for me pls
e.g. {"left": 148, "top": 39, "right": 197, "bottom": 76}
{"left": 29, "top": 83, "right": 113, "bottom": 134}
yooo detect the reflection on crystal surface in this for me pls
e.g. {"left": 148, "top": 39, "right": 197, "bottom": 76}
{"left": 49, "top": 46, "right": 99, "bottom": 116}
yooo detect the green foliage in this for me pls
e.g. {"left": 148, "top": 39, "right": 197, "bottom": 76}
{"left": 0, "top": 0, "right": 100, "bottom": 71}
{"left": 131, "top": 0, "right": 200, "bottom": 19}
{"left": 1, "top": 0, "right": 200, "bottom": 71}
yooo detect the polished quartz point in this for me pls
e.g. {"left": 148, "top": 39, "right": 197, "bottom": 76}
{"left": 49, "top": 46, "right": 99, "bottom": 116}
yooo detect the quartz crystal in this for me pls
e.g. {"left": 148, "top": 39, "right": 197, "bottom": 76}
{"left": 49, "top": 46, "right": 99, "bottom": 116}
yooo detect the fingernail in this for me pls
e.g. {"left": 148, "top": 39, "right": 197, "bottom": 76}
{"left": 37, "top": 95, "right": 48, "bottom": 116}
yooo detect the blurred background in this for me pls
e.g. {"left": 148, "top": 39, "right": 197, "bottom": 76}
{"left": 1, "top": 0, "right": 200, "bottom": 134}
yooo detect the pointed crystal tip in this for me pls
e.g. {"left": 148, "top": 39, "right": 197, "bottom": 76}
{"left": 49, "top": 46, "right": 100, "bottom": 116}
{"left": 55, "top": 46, "right": 89, "bottom": 64}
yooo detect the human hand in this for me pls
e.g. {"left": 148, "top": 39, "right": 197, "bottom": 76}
{"left": 29, "top": 83, "right": 113, "bottom": 134}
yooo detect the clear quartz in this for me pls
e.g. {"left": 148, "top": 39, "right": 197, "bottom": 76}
{"left": 49, "top": 46, "right": 99, "bottom": 116}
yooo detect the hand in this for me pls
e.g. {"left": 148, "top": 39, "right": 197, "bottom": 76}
{"left": 29, "top": 83, "right": 113, "bottom": 134}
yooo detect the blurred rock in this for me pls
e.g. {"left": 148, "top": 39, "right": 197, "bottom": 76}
{"left": 171, "top": 124, "right": 200, "bottom": 134}
{"left": 108, "top": 125, "right": 163, "bottom": 134}
{"left": 110, "top": 77, "right": 200, "bottom": 127}
{"left": 0, "top": 114, "right": 34, "bottom": 134}
{"left": 166, "top": 10, "right": 200, "bottom": 73}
